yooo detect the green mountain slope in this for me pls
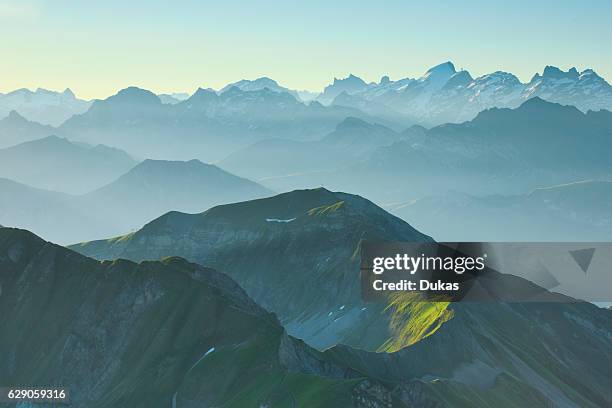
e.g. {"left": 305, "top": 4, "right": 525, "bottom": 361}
{"left": 0, "top": 227, "right": 398, "bottom": 408}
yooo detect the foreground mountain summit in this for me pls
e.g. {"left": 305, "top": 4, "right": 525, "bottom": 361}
{"left": 72, "top": 188, "right": 612, "bottom": 407}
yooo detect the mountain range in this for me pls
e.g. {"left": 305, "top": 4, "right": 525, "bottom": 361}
{"left": 0, "top": 159, "right": 272, "bottom": 244}
{"left": 4, "top": 62, "right": 609, "bottom": 161}
{"left": 0, "top": 87, "right": 90, "bottom": 126}
{"left": 71, "top": 188, "right": 612, "bottom": 407}
{"left": 324, "top": 62, "right": 612, "bottom": 126}
{"left": 56, "top": 86, "right": 378, "bottom": 161}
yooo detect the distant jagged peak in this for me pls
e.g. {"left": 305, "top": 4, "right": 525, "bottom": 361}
{"left": 318, "top": 74, "right": 368, "bottom": 103}
{"left": 420, "top": 61, "right": 457, "bottom": 80}
{"left": 331, "top": 74, "right": 367, "bottom": 86}
{"left": 62, "top": 88, "right": 76, "bottom": 98}
{"left": 529, "top": 65, "right": 600, "bottom": 83}
{"left": 444, "top": 70, "right": 474, "bottom": 89}
{"left": 380, "top": 75, "right": 391, "bottom": 85}
{"left": 542, "top": 65, "right": 580, "bottom": 80}
{"left": 579, "top": 68, "right": 609, "bottom": 84}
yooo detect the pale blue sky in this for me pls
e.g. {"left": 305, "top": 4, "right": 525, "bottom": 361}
{"left": 1, "top": 0, "right": 610, "bottom": 98}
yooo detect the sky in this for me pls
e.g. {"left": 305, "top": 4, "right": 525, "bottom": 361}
{"left": 1, "top": 0, "right": 611, "bottom": 99}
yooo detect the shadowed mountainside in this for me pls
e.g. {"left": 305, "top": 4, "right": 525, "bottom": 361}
{"left": 0, "top": 227, "right": 401, "bottom": 407}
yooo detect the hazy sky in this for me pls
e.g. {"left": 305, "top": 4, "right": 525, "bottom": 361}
{"left": 1, "top": 0, "right": 610, "bottom": 99}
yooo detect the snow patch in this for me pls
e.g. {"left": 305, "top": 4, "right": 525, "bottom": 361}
{"left": 266, "top": 218, "right": 296, "bottom": 223}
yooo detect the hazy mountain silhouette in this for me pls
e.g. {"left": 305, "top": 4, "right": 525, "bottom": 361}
{"left": 0, "top": 135, "right": 137, "bottom": 194}
{"left": 0, "top": 110, "right": 55, "bottom": 148}
{"left": 0, "top": 178, "right": 113, "bottom": 244}
{"left": 157, "top": 92, "right": 190, "bottom": 104}
{"left": 0, "top": 159, "right": 272, "bottom": 244}
{"left": 219, "top": 117, "right": 405, "bottom": 183}
{"left": 83, "top": 159, "right": 274, "bottom": 231}
{"left": 391, "top": 180, "right": 612, "bottom": 241}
